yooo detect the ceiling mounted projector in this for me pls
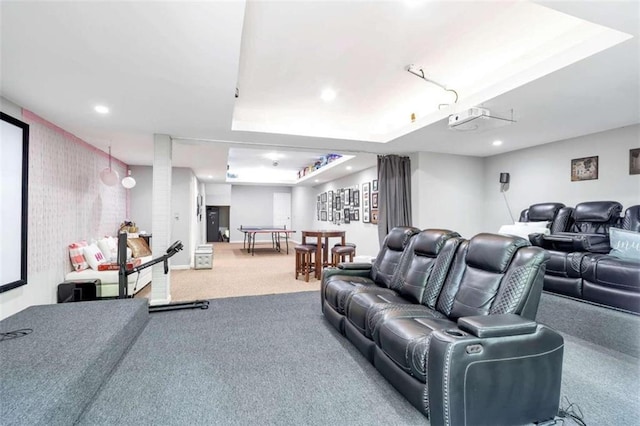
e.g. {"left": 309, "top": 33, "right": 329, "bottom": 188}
{"left": 448, "top": 107, "right": 515, "bottom": 132}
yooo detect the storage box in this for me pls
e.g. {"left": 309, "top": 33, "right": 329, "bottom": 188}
{"left": 194, "top": 244, "right": 213, "bottom": 269}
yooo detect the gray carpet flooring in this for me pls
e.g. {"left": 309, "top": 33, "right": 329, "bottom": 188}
{"left": 79, "top": 292, "right": 426, "bottom": 425}
{"left": 0, "top": 299, "right": 149, "bottom": 426}
{"left": 79, "top": 292, "right": 640, "bottom": 425}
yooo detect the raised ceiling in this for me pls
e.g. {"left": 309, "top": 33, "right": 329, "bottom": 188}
{"left": 0, "top": 1, "right": 638, "bottom": 184}
{"left": 233, "top": 1, "right": 631, "bottom": 142}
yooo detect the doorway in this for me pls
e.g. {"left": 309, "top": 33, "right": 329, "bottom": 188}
{"left": 273, "top": 193, "right": 291, "bottom": 230}
{"left": 206, "top": 205, "right": 230, "bottom": 242}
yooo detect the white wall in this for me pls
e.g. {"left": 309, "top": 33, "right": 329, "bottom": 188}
{"left": 312, "top": 166, "right": 380, "bottom": 257}
{"left": 411, "top": 152, "right": 485, "bottom": 239}
{"left": 129, "top": 165, "right": 153, "bottom": 234}
{"left": 205, "top": 183, "right": 232, "bottom": 205}
{"left": 129, "top": 165, "right": 197, "bottom": 267}
{"left": 229, "top": 185, "right": 292, "bottom": 242}
{"left": 291, "top": 185, "right": 315, "bottom": 243}
{"left": 0, "top": 107, "right": 127, "bottom": 319}
{"left": 484, "top": 124, "right": 640, "bottom": 232}
{"left": 170, "top": 168, "right": 195, "bottom": 266}
{"left": 1, "top": 96, "right": 21, "bottom": 118}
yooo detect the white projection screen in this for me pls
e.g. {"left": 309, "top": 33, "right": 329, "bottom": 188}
{"left": 0, "top": 113, "right": 29, "bottom": 293}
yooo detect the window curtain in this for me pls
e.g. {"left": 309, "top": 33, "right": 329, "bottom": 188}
{"left": 377, "top": 155, "right": 412, "bottom": 245}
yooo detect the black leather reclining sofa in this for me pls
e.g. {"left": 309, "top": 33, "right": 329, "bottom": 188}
{"left": 321, "top": 227, "right": 564, "bottom": 425}
{"left": 522, "top": 201, "right": 640, "bottom": 314}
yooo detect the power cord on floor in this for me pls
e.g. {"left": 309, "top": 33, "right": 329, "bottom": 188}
{"left": 556, "top": 396, "right": 586, "bottom": 425}
{"left": 0, "top": 328, "right": 33, "bottom": 342}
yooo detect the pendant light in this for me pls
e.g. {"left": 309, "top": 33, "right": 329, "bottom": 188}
{"left": 99, "top": 146, "right": 120, "bottom": 186}
{"left": 122, "top": 169, "right": 136, "bottom": 189}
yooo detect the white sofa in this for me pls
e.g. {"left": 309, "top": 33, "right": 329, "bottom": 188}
{"left": 65, "top": 255, "right": 152, "bottom": 297}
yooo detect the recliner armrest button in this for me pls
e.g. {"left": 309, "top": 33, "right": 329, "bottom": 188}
{"left": 466, "top": 344, "right": 483, "bottom": 355}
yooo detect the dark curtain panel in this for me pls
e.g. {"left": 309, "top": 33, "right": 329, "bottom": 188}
{"left": 377, "top": 155, "right": 412, "bottom": 245}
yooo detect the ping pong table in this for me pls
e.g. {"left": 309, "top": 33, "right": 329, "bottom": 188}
{"left": 238, "top": 226, "right": 296, "bottom": 255}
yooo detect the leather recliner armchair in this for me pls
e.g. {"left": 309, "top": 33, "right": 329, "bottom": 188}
{"left": 345, "top": 229, "right": 462, "bottom": 360}
{"left": 321, "top": 226, "right": 420, "bottom": 333}
{"left": 529, "top": 201, "right": 622, "bottom": 298}
{"left": 519, "top": 202, "right": 573, "bottom": 234}
{"left": 581, "top": 205, "right": 640, "bottom": 313}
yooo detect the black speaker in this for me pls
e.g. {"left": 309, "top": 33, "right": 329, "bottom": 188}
{"left": 57, "top": 280, "right": 99, "bottom": 303}
{"left": 499, "top": 172, "right": 510, "bottom": 184}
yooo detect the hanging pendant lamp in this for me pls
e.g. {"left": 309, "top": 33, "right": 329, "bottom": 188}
{"left": 99, "top": 146, "right": 120, "bottom": 186}
{"left": 121, "top": 169, "right": 136, "bottom": 189}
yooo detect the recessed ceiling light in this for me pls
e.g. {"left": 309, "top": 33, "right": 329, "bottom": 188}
{"left": 403, "top": 0, "right": 423, "bottom": 8}
{"left": 207, "top": 175, "right": 213, "bottom": 178}
{"left": 264, "top": 152, "right": 284, "bottom": 161}
{"left": 94, "top": 105, "right": 109, "bottom": 114}
{"left": 314, "top": 179, "right": 319, "bottom": 183}
{"left": 321, "top": 88, "right": 336, "bottom": 102}
{"left": 346, "top": 166, "right": 352, "bottom": 170}
{"left": 492, "top": 140, "right": 503, "bottom": 146}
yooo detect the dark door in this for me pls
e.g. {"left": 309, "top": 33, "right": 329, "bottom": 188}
{"left": 207, "top": 206, "right": 220, "bottom": 242}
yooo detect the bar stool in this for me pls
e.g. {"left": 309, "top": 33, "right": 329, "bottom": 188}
{"left": 295, "top": 244, "right": 316, "bottom": 282}
{"left": 331, "top": 244, "right": 356, "bottom": 266}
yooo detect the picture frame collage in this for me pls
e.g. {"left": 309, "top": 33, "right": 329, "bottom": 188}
{"left": 318, "top": 179, "right": 379, "bottom": 225}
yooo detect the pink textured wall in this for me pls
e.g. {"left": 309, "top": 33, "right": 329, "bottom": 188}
{"left": 22, "top": 110, "right": 128, "bottom": 276}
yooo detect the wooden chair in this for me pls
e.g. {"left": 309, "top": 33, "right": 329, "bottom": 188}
{"left": 331, "top": 244, "right": 356, "bottom": 267}
{"left": 295, "top": 244, "right": 316, "bottom": 282}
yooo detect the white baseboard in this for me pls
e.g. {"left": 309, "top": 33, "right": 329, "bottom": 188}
{"left": 171, "top": 265, "right": 190, "bottom": 270}
{"left": 149, "top": 296, "right": 171, "bottom": 306}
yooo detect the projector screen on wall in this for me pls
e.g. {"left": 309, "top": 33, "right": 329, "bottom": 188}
{"left": 0, "top": 112, "right": 29, "bottom": 293}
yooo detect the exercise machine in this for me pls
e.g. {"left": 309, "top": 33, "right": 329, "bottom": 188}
{"left": 117, "top": 232, "right": 209, "bottom": 312}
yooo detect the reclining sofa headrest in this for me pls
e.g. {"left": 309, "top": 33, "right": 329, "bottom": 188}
{"left": 413, "top": 229, "right": 460, "bottom": 257}
{"left": 574, "top": 201, "right": 622, "bottom": 223}
{"left": 385, "top": 226, "right": 420, "bottom": 251}
{"left": 527, "top": 203, "right": 565, "bottom": 221}
{"left": 466, "top": 233, "right": 529, "bottom": 273}
{"left": 623, "top": 205, "right": 640, "bottom": 232}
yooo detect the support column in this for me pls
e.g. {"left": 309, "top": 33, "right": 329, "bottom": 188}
{"left": 150, "top": 134, "right": 172, "bottom": 305}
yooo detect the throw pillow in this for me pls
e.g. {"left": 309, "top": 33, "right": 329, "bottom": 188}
{"left": 97, "top": 237, "right": 118, "bottom": 261}
{"left": 499, "top": 224, "right": 550, "bottom": 240}
{"left": 127, "top": 237, "right": 152, "bottom": 258}
{"left": 83, "top": 244, "right": 107, "bottom": 270}
{"left": 609, "top": 228, "right": 640, "bottom": 261}
{"left": 68, "top": 241, "right": 89, "bottom": 271}
{"left": 515, "top": 221, "right": 552, "bottom": 228}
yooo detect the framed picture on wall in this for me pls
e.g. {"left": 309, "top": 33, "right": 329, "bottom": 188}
{"left": 630, "top": 148, "right": 640, "bottom": 175}
{"left": 372, "top": 192, "right": 379, "bottom": 209}
{"left": 362, "top": 182, "right": 370, "bottom": 223}
{"left": 353, "top": 189, "right": 360, "bottom": 207}
{"left": 336, "top": 195, "right": 342, "bottom": 210}
{"left": 571, "top": 156, "right": 598, "bottom": 181}
{"left": 371, "top": 209, "right": 379, "bottom": 224}
{"left": 328, "top": 190, "right": 334, "bottom": 205}
{"left": 353, "top": 209, "right": 359, "bottom": 221}
{"left": 321, "top": 210, "right": 327, "bottom": 221}
{"left": 321, "top": 192, "right": 327, "bottom": 202}
{"left": 344, "top": 208, "right": 350, "bottom": 224}
{"left": 346, "top": 188, "right": 352, "bottom": 205}
{"left": 372, "top": 180, "right": 378, "bottom": 191}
